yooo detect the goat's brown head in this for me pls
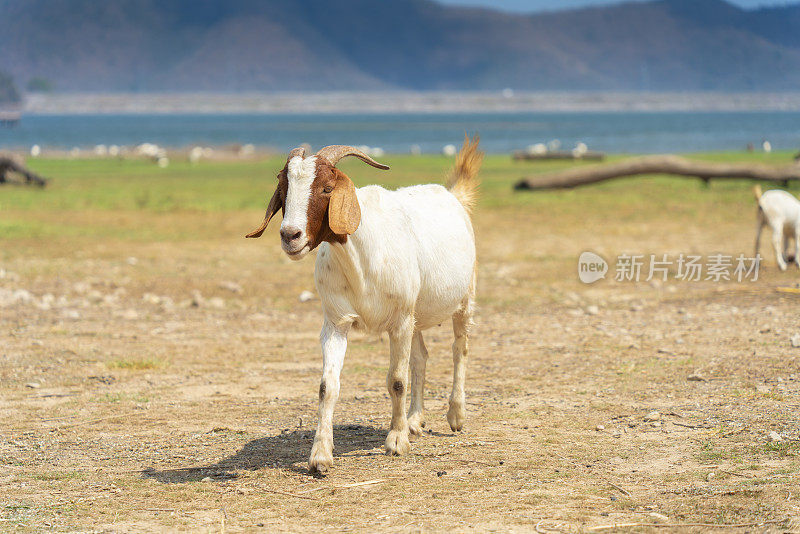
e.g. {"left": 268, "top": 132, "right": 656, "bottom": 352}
{"left": 246, "top": 145, "right": 389, "bottom": 260}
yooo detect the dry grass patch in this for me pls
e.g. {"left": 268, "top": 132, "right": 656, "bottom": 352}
{"left": 2, "top": 153, "right": 799, "bottom": 531}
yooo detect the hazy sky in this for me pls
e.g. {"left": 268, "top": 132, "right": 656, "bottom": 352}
{"left": 436, "top": 0, "right": 792, "bottom": 12}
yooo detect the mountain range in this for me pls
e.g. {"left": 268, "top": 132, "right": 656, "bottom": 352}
{"left": 1, "top": 0, "right": 799, "bottom": 92}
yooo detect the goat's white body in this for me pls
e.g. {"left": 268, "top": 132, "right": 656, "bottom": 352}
{"left": 264, "top": 139, "right": 482, "bottom": 472}
{"left": 306, "top": 182, "right": 476, "bottom": 470}
{"left": 314, "top": 184, "right": 475, "bottom": 333}
{"left": 756, "top": 189, "right": 800, "bottom": 270}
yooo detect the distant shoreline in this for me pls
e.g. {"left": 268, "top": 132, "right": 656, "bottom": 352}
{"left": 21, "top": 91, "right": 800, "bottom": 114}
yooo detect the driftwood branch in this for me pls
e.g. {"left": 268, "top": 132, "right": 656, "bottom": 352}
{"left": 0, "top": 156, "right": 48, "bottom": 187}
{"left": 514, "top": 155, "right": 800, "bottom": 191}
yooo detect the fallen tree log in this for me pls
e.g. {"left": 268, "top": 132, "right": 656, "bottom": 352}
{"left": 0, "top": 156, "right": 48, "bottom": 187}
{"left": 513, "top": 154, "right": 800, "bottom": 191}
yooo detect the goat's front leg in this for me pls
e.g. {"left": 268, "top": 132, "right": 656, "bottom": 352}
{"left": 309, "top": 320, "right": 349, "bottom": 473}
{"left": 754, "top": 217, "right": 763, "bottom": 257}
{"left": 385, "top": 315, "right": 414, "bottom": 455}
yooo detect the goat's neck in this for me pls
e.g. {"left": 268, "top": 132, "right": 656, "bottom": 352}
{"left": 328, "top": 234, "right": 366, "bottom": 298}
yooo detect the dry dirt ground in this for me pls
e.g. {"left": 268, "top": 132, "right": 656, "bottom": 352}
{"left": 1, "top": 157, "right": 800, "bottom": 532}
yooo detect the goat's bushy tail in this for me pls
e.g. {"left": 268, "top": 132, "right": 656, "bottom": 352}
{"left": 753, "top": 184, "right": 763, "bottom": 202}
{"left": 446, "top": 134, "right": 483, "bottom": 215}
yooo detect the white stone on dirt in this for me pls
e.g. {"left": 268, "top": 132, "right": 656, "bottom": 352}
{"left": 72, "top": 282, "right": 90, "bottom": 294}
{"left": 644, "top": 411, "right": 661, "bottom": 422}
{"left": 142, "top": 293, "right": 161, "bottom": 305}
{"left": 768, "top": 430, "right": 783, "bottom": 442}
{"left": 118, "top": 309, "right": 139, "bottom": 320}
{"left": 61, "top": 309, "right": 80, "bottom": 320}
{"left": 126, "top": 257, "right": 138, "bottom": 266}
{"left": 596, "top": 424, "right": 605, "bottom": 431}
{"left": 0, "top": 288, "right": 33, "bottom": 307}
{"left": 219, "top": 281, "right": 243, "bottom": 294}
{"left": 790, "top": 333, "right": 800, "bottom": 348}
{"left": 0, "top": 269, "right": 20, "bottom": 281}
{"left": 585, "top": 305, "right": 599, "bottom": 315}
{"left": 34, "top": 294, "right": 54, "bottom": 311}
{"left": 207, "top": 297, "right": 225, "bottom": 309}
{"left": 299, "top": 290, "right": 316, "bottom": 303}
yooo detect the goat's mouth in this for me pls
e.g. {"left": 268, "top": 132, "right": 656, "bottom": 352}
{"left": 284, "top": 243, "right": 310, "bottom": 260}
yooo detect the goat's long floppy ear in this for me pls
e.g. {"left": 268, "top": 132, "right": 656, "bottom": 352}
{"left": 245, "top": 187, "right": 282, "bottom": 238}
{"left": 328, "top": 172, "right": 361, "bottom": 235}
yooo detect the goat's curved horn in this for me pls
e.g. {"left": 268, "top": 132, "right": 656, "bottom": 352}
{"left": 315, "top": 145, "right": 389, "bottom": 170}
{"left": 287, "top": 146, "right": 306, "bottom": 159}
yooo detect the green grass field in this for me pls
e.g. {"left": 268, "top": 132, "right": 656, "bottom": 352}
{"left": 1, "top": 151, "right": 795, "bottom": 242}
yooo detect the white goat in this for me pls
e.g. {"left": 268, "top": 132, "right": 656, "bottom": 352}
{"left": 247, "top": 137, "right": 482, "bottom": 472}
{"left": 754, "top": 185, "right": 800, "bottom": 270}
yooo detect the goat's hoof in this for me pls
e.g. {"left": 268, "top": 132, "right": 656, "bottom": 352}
{"left": 308, "top": 443, "right": 334, "bottom": 474}
{"left": 385, "top": 430, "right": 411, "bottom": 456}
{"left": 447, "top": 402, "right": 465, "bottom": 432}
{"left": 407, "top": 413, "right": 426, "bottom": 436}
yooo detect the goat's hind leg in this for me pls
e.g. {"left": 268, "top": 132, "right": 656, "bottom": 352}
{"left": 386, "top": 315, "right": 414, "bottom": 455}
{"left": 772, "top": 223, "right": 788, "bottom": 271}
{"left": 794, "top": 229, "right": 800, "bottom": 268}
{"left": 448, "top": 295, "right": 474, "bottom": 432}
{"left": 407, "top": 330, "right": 428, "bottom": 436}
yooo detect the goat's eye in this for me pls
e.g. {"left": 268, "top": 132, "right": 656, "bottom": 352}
{"left": 323, "top": 185, "right": 334, "bottom": 194}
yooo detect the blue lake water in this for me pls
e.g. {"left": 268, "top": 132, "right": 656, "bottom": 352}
{"left": 1, "top": 111, "right": 799, "bottom": 154}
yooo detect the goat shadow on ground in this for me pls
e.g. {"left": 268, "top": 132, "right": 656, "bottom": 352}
{"left": 141, "top": 424, "right": 385, "bottom": 483}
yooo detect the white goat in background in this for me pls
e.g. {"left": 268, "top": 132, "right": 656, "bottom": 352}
{"left": 247, "top": 137, "right": 482, "bottom": 472}
{"left": 754, "top": 185, "right": 800, "bottom": 270}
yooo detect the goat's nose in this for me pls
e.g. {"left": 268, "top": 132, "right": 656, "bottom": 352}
{"left": 280, "top": 226, "right": 303, "bottom": 243}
